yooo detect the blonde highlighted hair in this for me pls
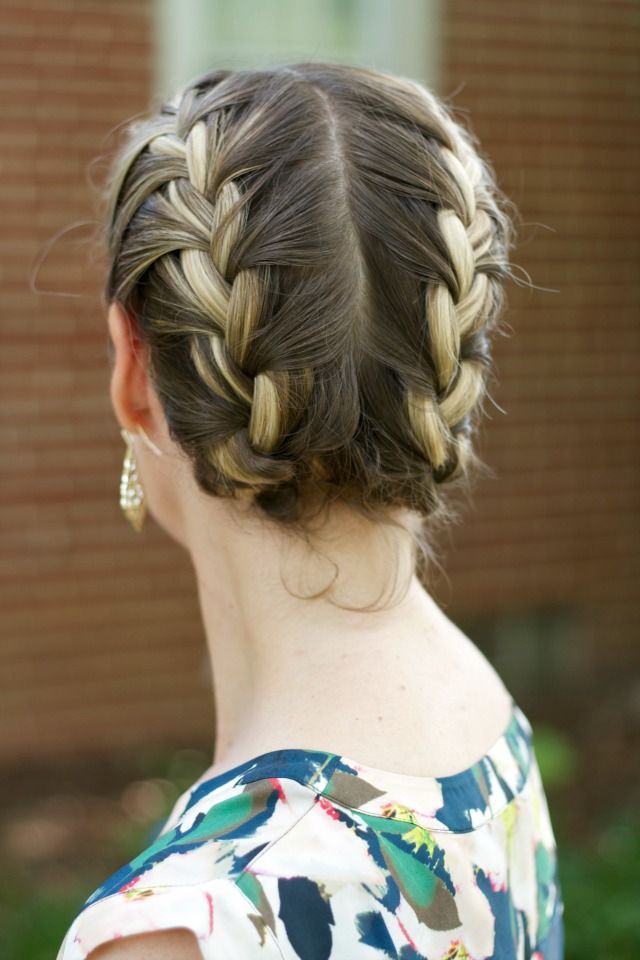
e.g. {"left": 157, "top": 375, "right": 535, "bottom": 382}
{"left": 99, "top": 61, "right": 519, "bottom": 598}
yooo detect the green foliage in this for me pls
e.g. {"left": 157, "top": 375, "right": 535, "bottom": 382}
{"left": 531, "top": 723, "right": 579, "bottom": 789}
{"left": 558, "top": 805, "right": 640, "bottom": 960}
{"left": 0, "top": 862, "right": 89, "bottom": 960}
{"left": 532, "top": 722, "right": 640, "bottom": 958}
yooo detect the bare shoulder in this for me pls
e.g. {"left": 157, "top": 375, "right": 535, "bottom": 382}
{"left": 86, "top": 927, "right": 203, "bottom": 960}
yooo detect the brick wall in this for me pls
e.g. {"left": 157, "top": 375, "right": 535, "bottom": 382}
{"left": 1, "top": 0, "right": 638, "bottom": 764}
{"left": 0, "top": 0, "right": 217, "bottom": 762}
{"left": 435, "top": 0, "right": 640, "bottom": 719}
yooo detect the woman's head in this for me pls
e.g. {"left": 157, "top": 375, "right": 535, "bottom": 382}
{"left": 101, "top": 61, "right": 518, "bottom": 604}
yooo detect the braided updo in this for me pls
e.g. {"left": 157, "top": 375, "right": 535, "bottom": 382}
{"left": 100, "top": 61, "right": 518, "bottom": 590}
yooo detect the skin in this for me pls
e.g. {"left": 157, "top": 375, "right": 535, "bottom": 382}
{"left": 89, "top": 301, "right": 513, "bottom": 959}
{"left": 106, "top": 299, "right": 513, "bottom": 774}
{"left": 88, "top": 928, "right": 203, "bottom": 960}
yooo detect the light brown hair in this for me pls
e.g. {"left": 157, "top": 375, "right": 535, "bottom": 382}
{"left": 98, "top": 61, "right": 519, "bottom": 605}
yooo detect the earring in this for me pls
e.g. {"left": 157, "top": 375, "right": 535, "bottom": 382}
{"left": 119, "top": 425, "right": 165, "bottom": 533}
{"left": 119, "top": 428, "right": 146, "bottom": 532}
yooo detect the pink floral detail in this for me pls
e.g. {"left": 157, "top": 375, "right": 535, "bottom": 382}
{"left": 204, "top": 890, "right": 214, "bottom": 935}
{"left": 269, "top": 777, "right": 287, "bottom": 801}
{"left": 396, "top": 914, "right": 418, "bottom": 950}
{"left": 118, "top": 875, "right": 142, "bottom": 893}
{"left": 487, "top": 870, "right": 507, "bottom": 892}
{"left": 317, "top": 795, "right": 340, "bottom": 820}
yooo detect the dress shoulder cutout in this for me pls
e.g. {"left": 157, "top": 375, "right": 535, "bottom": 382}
{"left": 56, "top": 697, "right": 564, "bottom": 959}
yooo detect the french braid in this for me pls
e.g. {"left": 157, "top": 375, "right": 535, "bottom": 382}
{"left": 100, "top": 62, "right": 517, "bottom": 561}
{"left": 105, "top": 79, "right": 315, "bottom": 491}
{"left": 409, "top": 116, "right": 502, "bottom": 478}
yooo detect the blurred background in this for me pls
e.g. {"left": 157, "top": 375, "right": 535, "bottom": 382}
{"left": 1, "top": 0, "right": 639, "bottom": 957}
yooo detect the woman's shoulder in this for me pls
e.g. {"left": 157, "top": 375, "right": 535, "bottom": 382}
{"left": 57, "top": 872, "right": 287, "bottom": 960}
{"left": 56, "top": 772, "right": 314, "bottom": 960}
{"left": 85, "top": 927, "right": 203, "bottom": 960}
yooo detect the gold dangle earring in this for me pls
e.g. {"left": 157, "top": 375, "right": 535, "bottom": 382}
{"left": 119, "top": 425, "right": 163, "bottom": 533}
{"left": 119, "top": 428, "right": 146, "bottom": 532}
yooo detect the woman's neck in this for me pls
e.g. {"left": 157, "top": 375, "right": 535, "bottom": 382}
{"left": 183, "top": 491, "right": 438, "bottom": 769}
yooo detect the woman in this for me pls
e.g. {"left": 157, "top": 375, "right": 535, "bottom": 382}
{"left": 57, "top": 61, "right": 564, "bottom": 959}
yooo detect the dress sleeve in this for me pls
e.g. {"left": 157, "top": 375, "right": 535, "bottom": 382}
{"left": 55, "top": 878, "right": 285, "bottom": 960}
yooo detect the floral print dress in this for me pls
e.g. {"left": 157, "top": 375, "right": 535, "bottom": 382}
{"left": 56, "top": 697, "right": 564, "bottom": 959}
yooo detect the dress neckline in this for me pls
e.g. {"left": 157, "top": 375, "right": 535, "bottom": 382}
{"left": 178, "top": 696, "right": 534, "bottom": 833}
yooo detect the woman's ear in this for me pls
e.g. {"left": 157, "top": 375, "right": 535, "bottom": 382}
{"left": 106, "top": 301, "right": 151, "bottom": 434}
